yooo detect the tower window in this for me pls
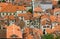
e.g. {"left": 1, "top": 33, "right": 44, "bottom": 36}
{"left": 11, "top": 34, "right": 18, "bottom": 38}
{"left": 43, "top": 29, "right": 45, "bottom": 34}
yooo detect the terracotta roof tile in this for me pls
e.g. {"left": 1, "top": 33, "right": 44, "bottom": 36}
{"left": 4, "top": 15, "right": 15, "bottom": 20}
{"left": 46, "top": 28, "right": 53, "bottom": 34}
{"left": 18, "top": 13, "right": 32, "bottom": 20}
{"left": 50, "top": 15, "right": 57, "bottom": 22}
{"left": 41, "top": 14, "right": 48, "bottom": 19}
{"left": 33, "top": 28, "right": 43, "bottom": 36}
{"left": 17, "top": 6, "right": 26, "bottom": 11}
{"left": 33, "top": 13, "right": 41, "bottom": 18}
{"left": 7, "top": 24, "right": 22, "bottom": 38}
{"left": 26, "top": 34, "right": 33, "bottom": 39}
{"left": 54, "top": 8, "right": 60, "bottom": 13}
{"left": 0, "top": 3, "right": 26, "bottom": 12}
{"left": 41, "top": 20, "right": 47, "bottom": 25}
{"left": 9, "top": 15, "right": 15, "bottom": 20}
{"left": 34, "top": 6, "right": 42, "bottom": 12}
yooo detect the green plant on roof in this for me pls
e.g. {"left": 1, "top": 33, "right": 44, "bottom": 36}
{"left": 28, "top": 6, "right": 33, "bottom": 13}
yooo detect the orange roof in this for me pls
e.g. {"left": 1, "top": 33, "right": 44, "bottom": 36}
{"left": 14, "top": 0, "right": 21, "bottom": 3}
{"left": 18, "top": 13, "right": 32, "bottom": 20}
{"left": 34, "top": 6, "right": 42, "bottom": 12}
{"left": 54, "top": 8, "right": 60, "bottom": 13}
{"left": 46, "top": 25, "right": 60, "bottom": 34}
{"left": 17, "top": 6, "right": 26, "bottom": 11}
{"left": 46, "top": 28, "right": 53, "bottom": 34}
{"left": 24, "top": 27, "right": 30, "bottom": 34}
{"left": 9, "top": 15, "right": 15, "bottom": 20}
{"left": 15, "top": 0, "right": 32, "bottom": 3}
{"left": 41, "top": 14, "right": 48, "bottom": 19}
{"left": 0, "top": 3, "right": 26, "bottom": 12}
{"left": 3, "top": 15, "right": 8, "bottom": 20}
{"left": 41, "top": 19, "right": 47, "bottom": 25}
{"left": 26, "top": 34, "right": 33, "bottom": 39}
{"left": 50, "top": 15, "right": 56, "bottom": 22}
{"left": 7, "top": 24, "right": 22, "bottom": 38}
{"left": 54, "top": 25, "right": 60, "bottom": 31}
{"left": 33, "top": 13, "right": 41, "bottom": 18}
{"left": 3, "top": 15, "right": 15, "bottom": 20}
{"left": 0, "top": 3, "right": 9, "bottom": 7}
{"left": 33, "top": 28, "right": 43, "bottom": 36}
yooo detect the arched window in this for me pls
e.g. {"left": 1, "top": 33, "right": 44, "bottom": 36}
{"left": 43, "top": 29, "right": 45, "bottom": 34}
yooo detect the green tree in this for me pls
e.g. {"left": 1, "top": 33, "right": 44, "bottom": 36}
{"left": 56, "top": 36, "right": 60, "bottom": 39}
{"left": 2, "top": 0, "right": 5, "bottom": 2}
{"left": 28, "top": 8, "right": 33, "bottom": 13}
{"left": 41, "top": 34, "right": 54, "bottom": 39}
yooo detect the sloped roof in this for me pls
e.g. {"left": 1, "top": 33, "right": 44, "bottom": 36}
{"left": 54, "top": 8, "right": 60, "bottom": 13}
{"left": 7, "top": 24, "right": 22, "bottom": 38}
{"left": 50, "top": 15, "right": 57, "bottom": 22}
{"left": 0, "top": 3, "right": 26, "bottom": 12}
{"left": 34, "top": 6, "right": 42, "bottom": 12}
{"left": 18, "top": 12, "right": 32, "bottom": 20}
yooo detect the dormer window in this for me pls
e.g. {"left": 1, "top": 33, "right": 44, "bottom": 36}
{"left": 20, "top": 11, "right": 22, "bottom": 13}
{"left": 43, "top": 26, "right": 46, "bottom": 28}
{"left": 27, "top": 20, "right": 30, "bottom": 25}
{"left": 21, "top": 17, "right": 24, "bottom": 21}
{"left": 4, "top": 13, "right": 6, "bottom": 16}
{"left": 17, "top": 11, "right": 20, "bottom": 14}
{"left": 13, "top": 13, "right": 15, "bottom": 15}
{"left": 23, "top": 10, "right": 26, "bottom": 13}
{"left": 17, "top": 11, "right": 22, "bottom": 14}
{"left": 11, "top": 34, "right": 18, "bottom": 38}
{"left": 8, "top": 13, "right": 10, "bottom": 16}
{"left": 43, "top": 29, "right": 45, "bottom": 34}
{"left": 1, "top": 13, "right": 3, "bottom": 16}
{"left": 47, "top": 26, "right": 49, "bottom": 28}
{"left": 3, "top": 13, "right": 4, "bottom": 15}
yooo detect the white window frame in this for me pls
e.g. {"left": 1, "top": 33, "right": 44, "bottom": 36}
{"left": 23, "top": 10, "right": 26, "bottom": 13}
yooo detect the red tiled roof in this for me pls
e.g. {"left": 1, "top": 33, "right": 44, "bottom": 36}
{"left": 0, "top": 3, "right": 26, "bottom": 12}
{"left": 50, "top": 15, "right": 57, "bottom": 22}
{"left": 7, "top": 24, "right": 22, "bottom": 38}
{"left": 18, "top": 12, "right": 32, "bottom": 20}
{"left": 34, "top": 6, "right": 42, "bottom": 12}
{"left": 54, "top": 8, "right": 60, "bottom": 13}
